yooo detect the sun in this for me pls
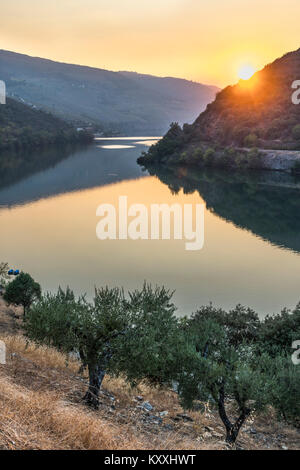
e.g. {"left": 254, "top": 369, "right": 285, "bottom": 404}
{"left": 238, "top": 64, "right": 256, "bottom": 80}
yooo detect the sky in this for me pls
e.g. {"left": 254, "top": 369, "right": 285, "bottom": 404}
{"left": 0, "top": 0, "right": 300, "bottom": 87}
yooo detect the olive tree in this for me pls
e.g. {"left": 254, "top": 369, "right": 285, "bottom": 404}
{"left": 25, "top": 286, "right": 129, "bottom": 408}
{"left": 177, "top": 317, "right": 275, "bottom": 444}
{"left": 25, "top": 284, "right": 180, "bottom": 409}
{"left": 3, "top": 272, "right": 41, "bottom": 319}
{"left": 111, "top": 284, "right": 184, "bottom": 387}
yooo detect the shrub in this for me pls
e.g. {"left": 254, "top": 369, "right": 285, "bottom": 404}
{"left": 247, "top": 148, "right": 264, "bottom": 169}
{"left": 257, "top": 305, "right": 300, "bottom": 357}
{"left": 292, "top": 124, "right": 300, "bottom": 141}
{"left": 244, "top": 133, "right": 258, "bottom": 147}
{"left": 3, "top": 272, "right": 41, "bottom": 319}
{"left": 292, "top": 159, "right": 300, "bottom": 174}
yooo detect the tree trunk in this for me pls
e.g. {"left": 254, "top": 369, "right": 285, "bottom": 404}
{"left": 217, "top": 385, "right": 251, "bottom": 444}
{"left": 83, "top": 363, "right": 106, "bottom": 409}
{"left": 225, "top": 408, "right": 251, "bottom": 443}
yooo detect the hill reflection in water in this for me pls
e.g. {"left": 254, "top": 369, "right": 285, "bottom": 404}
{"left": 146, "top": 165, "right": 300, "bottom": 255}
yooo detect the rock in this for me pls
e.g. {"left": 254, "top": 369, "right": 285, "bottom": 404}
{"left": 171, "top": 416, "right": 180, "bottom": 422}
{"left": 212, "top": 432, "right": 223, "bottom": 439}
{"left": 141, "top": 401, "right": 153, "bottom": 412}
{"left": 163, "top": 424, "right": 174, "bottom": 431}
{"left": 260, "top": 150, "right": 300, "bottom": 172}
{"left": 176, "top": 413, "right": 194, "bottom": 422}
{"left": 171, "top": 381, "right": 179, "bottom": 392}
{"left": 148, "top": 415, "right": 163, "bottom": 425}
{"left": 135, "top": 396, "right": 143, "bottom": 402}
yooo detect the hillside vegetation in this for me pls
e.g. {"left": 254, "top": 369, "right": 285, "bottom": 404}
{"left": 0, "top": 261, "right": 299, "bottom": 450}
{"left": 0, "top": 97, "right": 92, "bottom": 153}
{"left": 0, "top": 298, "right": 299, "bottom": 451}
{"left": 192, "top": 48, "right": 300, "bottom": 149}
{"left": 0, "top": 50, "right": 219, "bottom": 135}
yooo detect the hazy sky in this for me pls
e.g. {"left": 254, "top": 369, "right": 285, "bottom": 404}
{"left": 1, "top": 0, "right": 299, "bottom": 86}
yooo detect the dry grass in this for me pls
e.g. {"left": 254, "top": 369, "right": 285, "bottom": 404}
{"left": 0, "top": 304, "right": 299, "bottom": 451}
{"left": 0, "top": 334, "right": 215, "bottom": 450}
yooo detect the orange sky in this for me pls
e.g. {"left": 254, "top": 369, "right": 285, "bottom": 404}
{"left": 0, "top": 0, "right": 299, "bottom": 87}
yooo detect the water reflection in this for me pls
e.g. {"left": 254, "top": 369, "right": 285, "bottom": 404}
{"left": 0, "top": 142, "right": 146, "bottom": 207}
{"left": 98, "top": 145, "right": 136, "bottom": 149}
{"left": 146, "top": 165, "right": 300, "bottom": 255}
{"left": 1, "top": 144, "right": 300, "bottom": 316}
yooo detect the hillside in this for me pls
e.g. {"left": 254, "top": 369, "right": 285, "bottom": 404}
{"left": 0, "top": 50, "right": 219, "bottom": 135}
{"left": 0, "top": 97, "right": 93, "bottom": 154}
{"left": 138, "top": 48, "right": 300, "bottom": 170}
{"left": 192, "top": 48, "right": 300, "bottom": 148}
{"left": 0, "top": 300, "right": 299, "bottom": 451}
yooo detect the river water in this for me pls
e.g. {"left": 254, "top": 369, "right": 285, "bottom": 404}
{"left": 1, "top": 137, "right": 300, "bottom": 317}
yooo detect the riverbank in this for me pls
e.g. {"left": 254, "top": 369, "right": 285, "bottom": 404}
{"left": 0, "top": 299, "right": 299, "bottom": 450}
{"left": 258, "top": 148, "right": 300, "bottom": 172}
{"left": 138, "top": 136, "right": 300, "bottom": 173}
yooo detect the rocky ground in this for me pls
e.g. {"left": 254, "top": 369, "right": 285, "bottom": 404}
{"left": 259, "top": 149, "right": 300, "bottom": 171}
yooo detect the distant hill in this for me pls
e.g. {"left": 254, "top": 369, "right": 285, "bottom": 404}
{"left": 0, "top": 97, "right": 92, "bottom": 159}
{"left": 0, "top": 50, "right": 219, "bottom": 135}
{"left": 138, "top": 48, "right": 300, "bottom": 171}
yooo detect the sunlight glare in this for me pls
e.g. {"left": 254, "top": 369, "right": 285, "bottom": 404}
{"left": 238, "top": 64, "right": 256, "bottom": 80}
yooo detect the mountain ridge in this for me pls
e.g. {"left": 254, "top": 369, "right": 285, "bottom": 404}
{"left": 0, "top": 50, "right": 219, "bottom": 135}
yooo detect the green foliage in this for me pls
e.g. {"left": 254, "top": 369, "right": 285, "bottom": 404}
{"left": 138, "top": 139, "right": 265, "bottom": 171}
{"left": 25, "top": 284, "right": 180, "bottom": 408}
{"left": 292, "top": 124, "right": 300, "bottom": 141}
{"left": 244, "top": 133, "right": 258, "bottom": 147}
{"left": 257, "top": 305, "right": 300, "bottom": 357}
{"left": 111, "top": 284, "right": 182, "bottom": 387}
{"left": 3, "top": 272, "right": 41, "bottom": 318}
{"left": 24, "top": 276, "right": 300, "bottom": 440}
{"left": 178, "top": 317, "right": 274, "bottom": 443}
{"left": 203, "top": 147, "right": 216, "bottom": 165}
{"left": 190, "top": 304, "right": 260, "bottom": 348}
{"left": 266, "top": 354, "right": 300, "bottom": 425}
{"left": 176, "top": 304, "right": 299, "bottom": 442}
{"left": 247, "top": 148, "right": 264, "bottom": 168}
{"left": 26, "top": 286, "right": 130, "bottom": 408}
{"left": 137, "top": 123, "right": 184, "bottom": 165}
{"left": 0, "top": 98, "right": 93, "bottom": 155}
{"left": 292, "top": 159, "right": 300, "bottom": 174}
